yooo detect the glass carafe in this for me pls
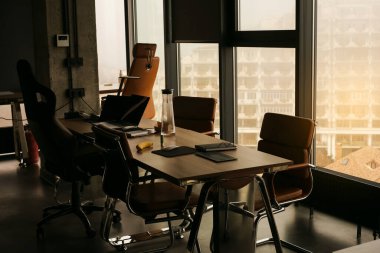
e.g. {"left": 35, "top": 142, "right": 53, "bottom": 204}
{"left": 160, "top": 88, "right": 175, "bottom": 136}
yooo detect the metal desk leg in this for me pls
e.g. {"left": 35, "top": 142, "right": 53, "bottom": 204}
{"left": 11, "top": 101, "right": 28, "bottom": 163}
{"left": 187, "top": 181, "right": 217, "bottom": 253}
{"left": 212, "top": 184, "right": 220, "bottom": 253}
{"left": 255, "top": 176, "right": 283, "bottom": 253}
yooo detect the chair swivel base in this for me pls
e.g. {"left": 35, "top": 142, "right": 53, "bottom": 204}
{"left": 104, "top": 220, "right": 198, "bottom": 252}
{"left": 107, "top": 227, "right": 174, "bottom": 252}
{"left": 101, "top": 201, "right": 200, "bottom": 252}
{"left": 37, "top": 200, "right": 103, "bottom": 238}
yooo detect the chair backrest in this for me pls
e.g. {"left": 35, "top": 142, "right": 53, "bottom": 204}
{"left": 122, "top": 43, "right": 159, "bottom": 119}
{"left": 17, "top": 59, "right": 81, "bottom": 181}
{"left": 258, "top": 112, "right": 315, "bottom": 202}
{"left": 258, "top": 113, "right": 315, "bottom": 164}
{"left": 173, "top": 96, "right": 217, "bottom": 134}
{"left": 92, "top": 124, "right": 133, "bottom": 202}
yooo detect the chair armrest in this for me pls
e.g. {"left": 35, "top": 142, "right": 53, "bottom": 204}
{"left": 201, "top": 131, "right": 219, "bottom": 137}
{"left": 287, "top": 162, "right": 313, "bottom": 171}
{"left": 263, "top": 162, "right": 315, "bottom": 206}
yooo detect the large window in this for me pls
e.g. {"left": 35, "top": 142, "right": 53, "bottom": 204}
{"left": 135, "top": 0, "right": 165, "bottom": 119}
{"left": 96, "top": 0, "right": 166, "bottom": 117}
{"left": 316, "top": 0, "right": 380, "bottom": 183}
{"left": 236, "top": 48, "right": 295, "bottom": 146}
{"left": 238, "top": 0, "right": 296, "bottom": 31}
{"left": 235, "top": 0, "right": 297, "bottom": 146}
{"left": 95, "top": 0, "right": 126, "bottom": 91}
{"left": 179, "top": 44, "right": 220, "bottom": 130}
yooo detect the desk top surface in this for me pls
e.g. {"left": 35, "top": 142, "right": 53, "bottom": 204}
{"left": 333, "top": 240, "right": 380, "bottom": 253}
{"left": 61, "top": 118, "right": 292, "bottom": 186}
{"left": 128, "top": 127, "right": 291, "bottom": 185}
{"left": 0, "top": 91, "right": 23, "bottom": 105}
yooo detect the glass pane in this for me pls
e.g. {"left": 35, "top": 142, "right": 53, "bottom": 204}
{"left": 95, "top": 0, "right": 126, "bottom": 92}
{"left": 316, "top": 0, "right": 380, "bottom": 183}
{"left": 238, "top": 0, "right": 295, "bottom": 31}
{"left": 236, "top": 47, "right": 295, "bottom": 146}
{"left": 179, "top": 44, "right": 220, "bottom": 131}
{"left": 135, "top": 0, "right": 165, "bottom": 120}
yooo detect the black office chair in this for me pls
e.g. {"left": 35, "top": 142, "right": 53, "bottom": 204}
{"left": 17, "top": 59, "right": 104, "bottom": 238}
{"left": 92, "top": 124, "right": 201, "bottom": 252}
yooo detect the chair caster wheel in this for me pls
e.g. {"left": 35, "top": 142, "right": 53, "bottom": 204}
{"left": 175, "top": 227, "right": 186, "bottom": 239}
{"left": 112, "top": 210, "right": 121, "bottom": 223}
{"left": 36, "top": 227, "right": 44, "bottom": 239}
{"left": 86, "top": 228, "right": 96, "bottom": 238}
{"left": 175, "top": 233, "right": 185, "bottom": 239}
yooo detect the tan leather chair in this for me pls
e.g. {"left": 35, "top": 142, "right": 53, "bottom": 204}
{"left": 224, "top": 112, "right": 315, "bottom": 252}
{"left": 173, "top": 96, "right": 217, "bottom": 136}
{"left": 92, "top": 124, "right": 201, "bottom": 252}
{"left": 120, "top": 43, "right": 159, "bottom": 119}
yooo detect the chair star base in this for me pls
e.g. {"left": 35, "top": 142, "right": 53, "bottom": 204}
{"left": 107, "top": 228, "right": 173, "bottom": 252}
{"left": 100, "top": 197, "right": 200, "bottom": 253}
{"left": 36, "top": 182, "right": 104, "bottom": 238}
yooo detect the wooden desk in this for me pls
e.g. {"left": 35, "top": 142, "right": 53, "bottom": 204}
{"left": 127, "top": 124, "right": 291, "bottom": 253}
{"left": 333, "top": 240, "right": 380, "bottom": 253}
{"left": 0, "top": 91, "right": 28, "bottom": 162}
{"left": 61, "top": 118, "right": 292, "bottom": 252}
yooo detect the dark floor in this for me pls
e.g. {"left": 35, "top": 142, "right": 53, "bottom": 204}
{"left": 0, "top": 158, "right": 376, "bottom": 253}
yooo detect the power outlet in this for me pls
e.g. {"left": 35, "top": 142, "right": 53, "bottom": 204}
{"left": 66, "top": 88, "right": 85, "bottom": 98}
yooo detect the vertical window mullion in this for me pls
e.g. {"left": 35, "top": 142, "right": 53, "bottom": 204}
{"left": 219, "top": 45, "right": 236, "bottom": 142}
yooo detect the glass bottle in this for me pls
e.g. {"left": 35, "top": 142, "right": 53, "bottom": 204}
{"left": 161, "top": 88, "right": 176, "bottom": 137}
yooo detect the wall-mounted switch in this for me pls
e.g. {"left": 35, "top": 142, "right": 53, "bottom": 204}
{"left": 56, "top": 34, "right": 69, "bottom": 47}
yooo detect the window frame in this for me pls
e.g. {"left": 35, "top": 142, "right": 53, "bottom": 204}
{"left": 125, "top": 0, "right": 315, "bottom": 145}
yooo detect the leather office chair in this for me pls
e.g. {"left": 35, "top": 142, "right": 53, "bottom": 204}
{"left": 172, "top": 95, "right": 221, "bottom": 249}
{"left": 173, "top": 96, "right": 217, "bottom": 136}
{"left": 92, "top": 124, "right": 201, "bottom": 252}
{"left": 17, "top": 59, "right": 104, "bottom": 238}
{"left": 120, "top": 43, "right": 159, "bottom": 119}
{"left": 225, "top": 112, "right": 315, "bottom": 252}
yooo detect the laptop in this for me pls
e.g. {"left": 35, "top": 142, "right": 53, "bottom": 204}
{"left": 85, "top": 94, "right": 149, "bottom": 129}
{"left": 99, "top": 94, "right": 149, "bottom": 125}
{"left": 81, "top": 95, "right": 150, "bottom": 142}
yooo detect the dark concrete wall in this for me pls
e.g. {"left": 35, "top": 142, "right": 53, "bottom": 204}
{"left": 0, "top": 0, "right": 35, "bottom": 92}
{"left": 0, "top": 0, "right": 100, "bottom": 117}
{"left": 39, "top": 0, "right": 100, "bottom": 117}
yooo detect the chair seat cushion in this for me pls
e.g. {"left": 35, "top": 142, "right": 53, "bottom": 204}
{"left": 130, "top": 182, "right": 199, "bottom": 216}
{"left": 274, "top": 185, "right": 303, "bottom": 203}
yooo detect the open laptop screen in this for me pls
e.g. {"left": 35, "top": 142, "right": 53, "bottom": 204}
{"left": 99, "top": 95, "right": 149, "bottom": 126}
